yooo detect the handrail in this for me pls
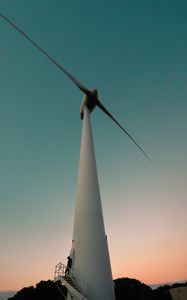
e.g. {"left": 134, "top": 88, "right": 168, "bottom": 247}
{"left": 54, "top": 262, "right": 111, "bottom": 300}
{"left": 54, "top": 262, "right": 73, "bottom": 280}
{"left": 55, "top": 282, "right": 67, "bottom": 300}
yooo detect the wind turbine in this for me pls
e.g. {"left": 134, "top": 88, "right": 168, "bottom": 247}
{"left": 1, "top": 13, "right": 151, "bottom": 300}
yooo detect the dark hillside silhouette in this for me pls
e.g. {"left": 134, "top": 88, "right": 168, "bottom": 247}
{"left": 8, "top": 278, "right": 187, "bottom": 300}
{"left": 8, "top": 280, "right": 67, "bottom": 300}
{"left": 114, "top": 278, "right": 153, "bottom": 300}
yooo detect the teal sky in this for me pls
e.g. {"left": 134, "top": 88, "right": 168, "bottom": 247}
{"left": 0, "top": 0, "right": 187, "bottom": 291}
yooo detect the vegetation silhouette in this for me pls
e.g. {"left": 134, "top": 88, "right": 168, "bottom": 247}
{"left": 8, "top": 280, "right": 67, "bottom": 300}
{"left": 114, "top": 278, "right": 153, "bottom": 300}
{"left": 8, "top": 278, "right": 187, "bottom": 300}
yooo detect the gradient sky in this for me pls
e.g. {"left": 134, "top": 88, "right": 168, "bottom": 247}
{"left": 0, "top": 0, "right": 187, "bottom": 292}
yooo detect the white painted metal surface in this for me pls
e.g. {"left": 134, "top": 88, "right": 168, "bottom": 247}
{"left": 68, "top": 106, "right": 115, "bottom": 300}
{"left": 170, "top": 286, "right": 187, "bottom": 300}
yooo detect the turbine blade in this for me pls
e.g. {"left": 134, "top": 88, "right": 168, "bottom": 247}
{"left": 0, "top": 12, "right": 91, "bottom": 97}
{"left": 96, "top": 100, "right": 151, "bottom": 161}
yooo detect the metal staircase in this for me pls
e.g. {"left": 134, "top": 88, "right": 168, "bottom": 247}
{"left": 54, "top": 262, "right": 111, "bottom": 300}
{"left": 54, "top": 262, "right": 88, "bottom": 299}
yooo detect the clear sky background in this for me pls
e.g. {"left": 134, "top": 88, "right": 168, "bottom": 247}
{"left": 0, "top": 0, "right": 187, "bottom": 292}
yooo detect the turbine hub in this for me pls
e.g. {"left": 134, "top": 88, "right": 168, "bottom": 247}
{"left": 80, "top": 89, "right": 98, "bottom": 119}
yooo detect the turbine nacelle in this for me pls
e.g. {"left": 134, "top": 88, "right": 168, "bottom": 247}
{"left": 80, "top": 89, "right": 98, "bottom": 119}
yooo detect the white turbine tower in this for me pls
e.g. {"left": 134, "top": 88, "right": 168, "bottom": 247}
{"left": 70, "top": 105, "right": 115, "bottom": 299}
{"left": 1, "top": 13, "right": 151, "bottom": 300}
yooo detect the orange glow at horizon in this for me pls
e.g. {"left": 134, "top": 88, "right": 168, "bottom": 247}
{"left": 1, "top": 237, "right": 187, "bottom": 291}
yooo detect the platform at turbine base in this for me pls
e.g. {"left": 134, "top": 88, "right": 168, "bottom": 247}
{"left": 54, "top": 262, "right": 111, "bottom": 300}
{"left": 54, "top": 262, "right": 88, "bottom": 299}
